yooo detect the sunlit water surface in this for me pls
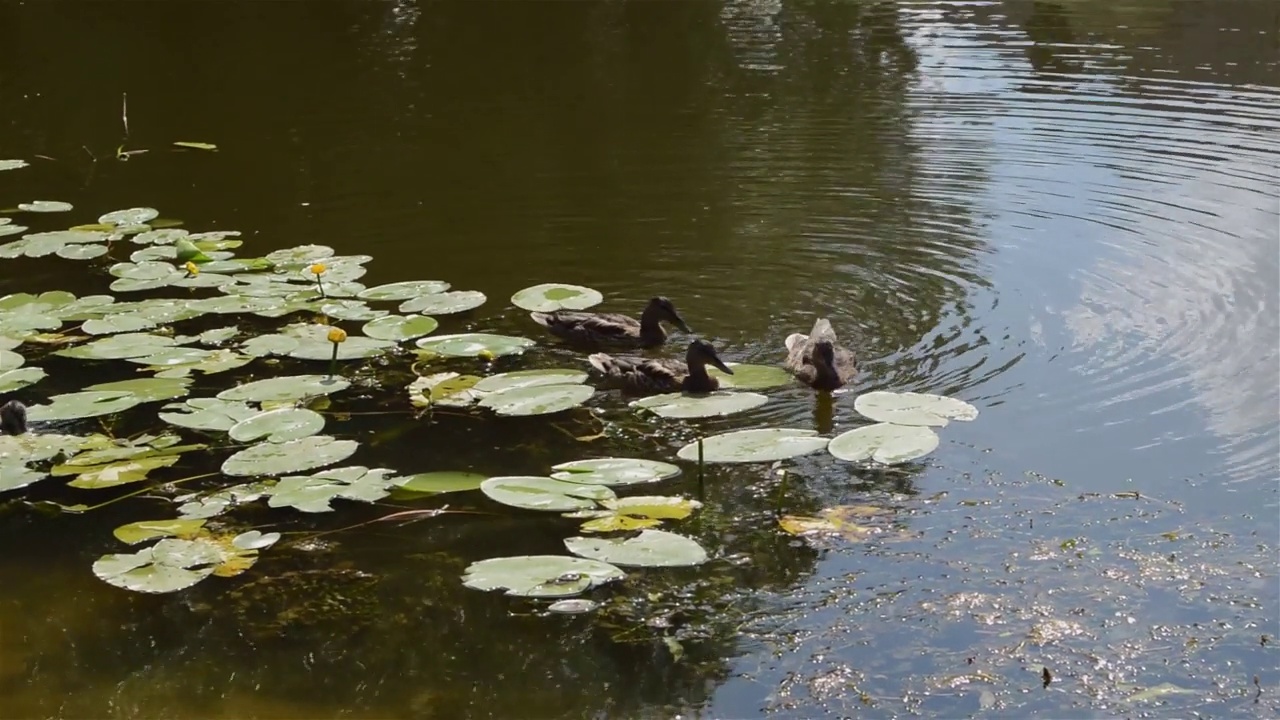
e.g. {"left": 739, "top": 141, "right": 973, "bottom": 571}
{"left": 0, "top": 1, "right": 1276, "bottom": 718}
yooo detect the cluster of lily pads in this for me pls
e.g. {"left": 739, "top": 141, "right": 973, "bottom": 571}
{"left": 0, "top": 179, "right": 979, "bottom": 603}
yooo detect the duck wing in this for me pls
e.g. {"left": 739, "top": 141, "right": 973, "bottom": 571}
{"left": 532, "top": 311, "right": 641, "bottom": 342}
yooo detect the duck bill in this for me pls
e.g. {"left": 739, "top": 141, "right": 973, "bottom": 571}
{"left": 674, "top": 315, "right": 692, "bottom": 334}
{"left": 710, "top": 355, "right": 733, "bottom": 374}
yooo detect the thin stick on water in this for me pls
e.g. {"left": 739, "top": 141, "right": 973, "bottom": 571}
{"left": 774, "top": 467, "right": 789, "bottom": 515}
{"left": 696, "top": 436, "right": 705, "bottom": 499}
{"left": 121, "top": 92, "right": 129, "bottom": 137}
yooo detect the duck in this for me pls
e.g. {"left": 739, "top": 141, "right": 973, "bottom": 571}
{"left": 1, "top": 399, "right": 28, "bottom": 435}
{"left": 529, "top": 296, "right": 692, "bottom": 348}
{"left": 784, "top": 318, "right": 857, "bottom": 391}
{"left": 589, "top": 338, "right": 733, "bottom": 395}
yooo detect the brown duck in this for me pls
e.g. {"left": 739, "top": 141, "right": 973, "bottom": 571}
{"left": 588, "top": 339, "right": 733, "bottom": 395}
{"left": 783, "top": 318, "right": 856, "bottom": 391}
{"left": 530, "top": 296, "right": 691, "bottom": 348}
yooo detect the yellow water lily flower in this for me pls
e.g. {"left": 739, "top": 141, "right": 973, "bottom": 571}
{"left": 327, "top": 327, "right": 348, "bottom": 344}
{"left": 184, "top": 261, "right": 199, "bottom": 276}
{"left": 310, "top": 263, "right": 327, "bottom": 276}
{"left": 477, "top": 349, "right": 496, "bottom": 361}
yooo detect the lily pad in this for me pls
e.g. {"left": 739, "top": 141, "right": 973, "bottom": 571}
{"left": 0, "top": 367, "right": 45, "bottom": 392}
{"left": 0, "top": 461, "right": 53, "bottom": 492}
{"left": 159, "top": 398, "right": 258, "bottom": 431}
{"left": 320, "top": 300, "right": 386, "bottom": 322}
{"left": 218, "top": 374, "right": 350, "bottom": 404}
{"left": 549, "top": 457, "right": 681, "bottom": 486}
{"left": 0, "top": 348, "right": 22, "bottom": 370}
{"left": 778, "top": 504, "right": 900, "bottom": 542}
{"left": 361, "top": 314, "right": 439, "bottom": 342}
{"left": 564, "top": 529, "right": 708, "bottom": 568}
{"left": 0, "top": 230, "right": 110, "bottom": 259}
{"left": 130, "top": 228, "right": 190, "bottom": 246}
{"left": 462, "top": 555, "right": 625, "bottom": 598}
{"left": 392, "top": 471, "right": 488, "bottom": 495}
{"left": 630, "top": 391, "right": 768, "bottom": 419}
{"left": 113, "top": 518, "right": 207, "bottom": 545}
{"left": 18, "top": 200, "right": 73, "bottom": 213}
{"left": 407, "top": 372, "right": 483, "bottom": 408}
{"left": 510, "top": 283, "right": 603, "bottom": 312}
{"left": 56, "top": 332, "right": 177, "bottom": 360}
{"left": 108, "top": 261, "right": 185, "bottom": 292}
{"left": 567, "top": 496, "right": 702, "bottom": 533}
{"left": 547, "top": 599, "right": 599, "bottom": 614}
{"left": 66, "top": 454, "right": 181, "bottom": 488}
{"left": 0, "top": 160, "right": 29, "bottom": 171}
{"left": 228, "top": 408, "right": 326, "bottom": 443}
{"left": 357, "top": 280, "right": 451, "bottom": 302}
{"left": 473, "top": 369, "right": 588, "bottom": 393}
{"left": 266, "top": 466, "right": 398, "bottom": 512}
{"left": 100, "top": 207, "right": 159, "bottom": 226}
{"left": 221, "top": 435, "right": 359, "bottom": 477}
{"left": 480, "top": 476, "right": 616, "bottom": 512}
{"left": 827, "top": 423, "right": 940, "bottom": 465}
{"left": 175, "top": 482, "right": 271, "bottom": 519}
{"left": 144, "top": 349, "right": 251, "bottom": 378}
{"left": 239, "top": 333, "right": 300, "bottom": 358}
{"left": 398, "top": 290, "right": 487, "bottom": 315}
{"left": 86, "top": 377, "right": 192, "bottom": 403}
{"left": 676, "top": 428, "right": 830, "bottom": 464}
{"left": 26, "top": 391, "right": 142, "bottom": 421}
{"left": 707, "top": 363, "right": 794, "bottom": 390}
{"left": 55, "top": 242, "right": 109, "bottom": 261}
{"left": 0, "top": 223, "right": 27, "bottom": 238}
{"left": 415, "top": 333, "right": 535, "bottom": 358}
{"left": 92, "top": 538, "right": 221, "bottom": 594}
{"left": 854, "top": 391, "right": 979, "bottom": 427}
{"left": 279, "top": 323, "right": 395, "bottom": 361}
{"left": 264, "top": 244, "right": 334, "bottom": 266}
{"left": 478, "top": 383, "right": 595, "bottom": 417}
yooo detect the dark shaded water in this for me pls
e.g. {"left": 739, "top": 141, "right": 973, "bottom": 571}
{"left": 1, "top": 1, "right": 1277, "bottom": 717}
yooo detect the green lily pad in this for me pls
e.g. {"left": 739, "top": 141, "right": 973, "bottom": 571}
{"left": 0, "top": 159, "right": 29, "bottom": 171}
{"left": 18, "top": 200, "right": 73, "bottom": 213}
{"left": 391, "top": 471, "right": 488, "bottom": 495}
{"left": 54, "top": 433, "right": 194, "bottom": 468}
{"left": 549, "top": 457, "right": 681, "bottom": 486}
{"left": 66, "top": 454, "right": 181, "bottom": 488}
{"left": 265, "top": 244, "right": 334, "bottom": 266}
{"left": 228, "top": 408, "right": 326, "bottom": 443}
{"left": 510, "top": 283, "right": 603, "bottom": 312}
{"left": 564, "top": 529, "right": 708, "bottom": 568}
{"left": 480, "top": 476, "right": 615, "bottom": 512}
{"left": 113, "top": 518, "right": 207, "bottom": 545}
{"left": 197, "top": 327, "right": 239, "bottom": 346}
{"left": 398, "top": 290, "right": 487, "bottom": 315}
{"left": 57, "top": 332, "right": 178, "bottom": 360}
{"left": 142, "top": 348, "right": 251, "bottom": 378}
{"left": 100, "top": 207, "right": 159, "bottom": 226}
{"left": 407, "top": 372, "right": 483, "bottom": 408}
{"left": 566, "top": 496, "right": 702, "bottom": 533}
{"left": 92, "top": 538, "right": 221, "bottom": 594}
{"left": 108, "top": 261, "right": 185, "bottom": 292}
{"left": 159, "top": 398, "right": 258, "bottom": 432}
{"left": 0, "top": 223, "right": 27, "bottom": 238}
{"left": 86, "top": 377, "right": 192, "bottom": 403}
{"left": 277, "top": 323, "right": 395, "bottom": 360}
{"left": 707, "top": 363, "right": 794, "bottom": 390}
{"left": 357, "top": 280, "right": 451, "bottom": 302}
{"left": 361, "top": 314, "right": 439, "bottom": 342}
{"left": 0, "top": 432, "right": 87, "bottom": 465}
{"left": 547, "top": 599, "right": 599, "bottom": 614}
{"left": 175, "top": 481, "right": 271, "bottom": 518}
{"left": 82, "top": 314, "right": 163, "bottom": 335}
{"left": 266, "top": 466, "right": 398, "bottom": 512}
{"left": 0, "top": 230, "right": 111, "bottom": 259}
{"left": 221, "top": 435, "right": 358, "bottom": 477}
{"left": 676, "top": 428, "right": 830, "bottom": 464}
{"left": 130, "top": 228, "right": 190, "bottom": 246}
{"left": 0, "top": 461, "right": 50, "bottom": 492}
{"left": 827, "top": 423, "right": 940, "bottom": 465}
{"left": 853, "top": 391, "right": 979, "bottom": 427}
{"left": 415, "top": 333, "right": 535, "bottom": 358}
{"left": 473, "top": 369, "right": 588, "bottom": 393}
{"left": 25, "top": 391, "right": 142, "bottom": 421}
{"left": 462, "top": 555, "right": 625, "bottom": 598}
{"left": 239, "top": 333, "right": 300, "bottom": 358}
{"left": 0, "top": 348, "right": 22, "bottom": 370}
{"left": 218, "top": 374, "right": 350, "bottom": 404}
{"left": 478, "top": 383, "right": 595, "bottom": 417}
{"left": 0, "top": 366, "right": 45, "bottom": 392}
{"left": 320, "top": 300, "right": 387, "bottom": 322}
{"left": 56, "top": 243, "right": 110, "bottom": 260}
{"left": 630, "top": 391, "right": 768, "bottom": 419}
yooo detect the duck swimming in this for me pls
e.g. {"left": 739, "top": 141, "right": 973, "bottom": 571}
{"left": 783, "top": 318, "right": 856, "bottom": 391}
{"left": 529, "top": 296, "right": 692, "bottom": 349}
{"left": 1, "top": 399, "right": 28, "bottom": 435}
{"left": 588, "top": 338, "right": 733, "bottom": 395}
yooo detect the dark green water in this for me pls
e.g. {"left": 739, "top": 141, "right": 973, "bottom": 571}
{"left": 1, "top": 1, "right": 1277, "bottom": 717}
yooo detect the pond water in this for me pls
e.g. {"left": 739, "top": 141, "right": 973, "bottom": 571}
{"left": 1, "top": 1, "right": 1277, "bottom": 717}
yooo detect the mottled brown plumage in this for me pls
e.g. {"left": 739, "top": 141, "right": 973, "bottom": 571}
{"left": 1, "top": 399, "right": 28, "bottom": 435}
{"left": 589, "top": 339, "right": 733, "bottom": 395}
{"left": 784, "top": 318, "right": 856, "bottom": 391}
{"left": 530, "top": 296, "right": 691, "bottom": 349}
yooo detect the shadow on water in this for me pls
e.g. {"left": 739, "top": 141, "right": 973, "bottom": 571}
{"left": 0, "top": 0, "right": 1277, "bottom": 718}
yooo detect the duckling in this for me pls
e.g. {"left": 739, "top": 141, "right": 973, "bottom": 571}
{"left": 784, "top": 318, "right": 856, "bottom": 391}
{"left": 1, "top": 399, "right": 28, "bottom": 435}
{"left": 588, "top": 338, "right": 733, "bottom": 395}
{"left": 530, "top": 296, "right": 692, "bottom": 349}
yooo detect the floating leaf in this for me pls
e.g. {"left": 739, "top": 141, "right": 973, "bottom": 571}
{"left": 239, "top": 333, "right": 299, "bottom": 358}
{"left": 113, "top": 518, "right": 207, "bottom": 545}
{"left": 86, "top": 376, "right": 192, "bottom": 403}
{"left": 266, "top": 466, "right": 397, "bottom": 512}
{"left": 0, "top": 348, "right": 22, "bottom": 370}
{"left": 228, "top": 408, "right": 326, "bottom": 443}
{"left": 159, "top": 398, "right": 258, "bottom": 431}
{"left": 478, "top": 383, "right": 595, "bottom": 417}
{"left": 407, "top": 372, "right": 483, "bottom": 408}
{"left": 778, "top": 504, "right": 897, "bottom": 542}
{"left": 218, "top": 374, "right": 350, "bottom": 404}
{"left": 462, "top": 555, "right": 625, "bottom": 598}
{"left": 92, "top": 538, "right": 220, "bottom": 594}
{"left": 398, "top": 290, "right": 487, "bottom": 315}
{"left": 26, "top": 391, "right": 142, "bottom": 421}
{"left": 66, "top": 454, "right": 181, "bottom": 488}
{"left": 55, "top": 433, "right": 197, "bottom": 468}
{"left": 99, "top": 207, "right": 159, "bottom": 226}
{"left": 319, "top": 300, "right": 386, "bottom": 322}
{"left": 510, "top": 283, "right": 603, "bottom": 312}
{"left": 357, "top": 280, "right": 451, "bottom": 302}
{"left": 174, "top": 481, "right": 270, "bottom": 518}
{"left": 550, "top": 457, "right": 680, "bottom": 486}
{"left": 174, "top": 141, "right": 218, "bottom": 151}
{"left": 0, "top": 461, "right": 49, "bottom": 492}
{"left": 473, "top": 369, "right": 588, "bottom": 393}
{"left": 547, "top": 599, "right": 598, "bottom": 614}
{"left": 853, "top": 391, "right": 979, "bottom": 427}
{"left": 0, "top": 230, "right": 110, "bottom": 259}
{"left": 221, "top": 435, "right": 358, "bottom": 477}
{"left": 676, "top": 428, "right": 830, "bottom": 464}
{"left": 130, "top": 228, "right": 190, "bottom": 246}
{"left": 707, "top": 363, "right": 794, "bottom": 390}
{"left": 56, "top": 243, "right": 110, "bottom": 260}
{"left": 0, "top": 159, "right": 29, "bottom": 171}
{"left": 480, "top": 476, "right": 615, "bottom": 512}
{"left": 265, "top": 244, "right": 333, "bottom": 267}
{"left": 0, "top": 432, "right": 87, "bottom": 465}
{"left": 142, "top": 348, "right": 251, "bottom": 378}
{"left": 415, "top": 333, "right": 535, "bottom": 358}
{"left": 0, "top": 366, "right": 45, "bottom": 392}
{"left": 564, "top": 529, "right": 708, "bottom": 568}
{"left": 279, "top": 322, "right": 395, "bottom": 360}
{"left": 56, "top": 332, "right": 177, "bottom": 360}
{"left": 196, "top": 326, "right": 239, "bottom": 346}
{"left": 18, "top": 200, "right": 73, "bottom": 213}
{"left": 108, "top": 261, "right": 185, "bottom": 292}
{"left": 570, "top": 496, "right": 702, "bottom": 533}
{"left": 232, "top": 529, "right": 281, "bottom": 551}
{"left": 392, "top": 471, "right": 488, "bottom": 495}
{"left": 630, "top": 391, "right": 768, "bottom": 419}
{"left": 827, "top": 423, "right": 940, "bottom": 465}
{"left": 361, "top": 314, "right": 439, "bottom": 342}
{"left": 0, "top": 223, "right": 27, "bottom": 238}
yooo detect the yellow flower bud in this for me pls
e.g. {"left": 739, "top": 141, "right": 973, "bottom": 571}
{"left": 477, "top": 349, "right": 496, "bottom": 361}
{"left": 327, "top": 327, "right": 348, "bottom": 344}
{"left": 310, "top": 263, "right": 327, "bottom": 276}
{"left": 184, "top": 261, "right": 199, "bottom": 275}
